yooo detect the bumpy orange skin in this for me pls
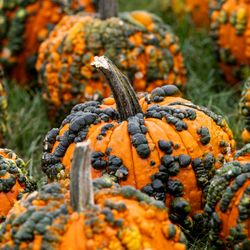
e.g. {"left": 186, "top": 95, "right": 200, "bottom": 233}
{"left": 210, "top": 0, "right": 250, "bottom": 84}
{"left": 171, "top": 0, "right": 209, "bottom": 27}
{"left": 36, "top": 11, "right": 186, "bottom": 120}
{"left": 0, "top": 149, "right": 36, "bottom": 222}
{"left": 0, "top": 75, "right": 7, "bottom": 147}
{"left": 205, "top": 145, "right": 250, "bottom": 249}
{"left": 42, "top": 85, "right": 235, "bottom": 231}
{"left": 0, "top": 181, "right": 187, "bottom": 250}
{"left": 0, "top": 0, "right": 96, "bottom": 84}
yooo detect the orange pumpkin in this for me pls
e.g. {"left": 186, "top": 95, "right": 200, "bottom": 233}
{"left": 171, "top": 0, "right": 210, "bottom": 27}
{"left": 0, "top": 0, "right": 96, "bottom": 84}
{"left": 210, "top": 0, "right": 250, "bottom": 84}
{"left": 240, "top": 77, "right": 250, "bottom": 143}
{"left": 0, "top": 142, "right": 187, "bottom": 250}
{"left": 0, "top": 67, "right": 7, "bottom": 147}
{"left": 204, "top": 144, "right": 250, "bottom": 249}
{"left": 0, "top": 148, "right": 36, "bottom": 222}
{"left": 36, "top": 0, "right": 186, "bottom": 121}
{"left": 42, "top": 56, "right": 235, "bottom": 232}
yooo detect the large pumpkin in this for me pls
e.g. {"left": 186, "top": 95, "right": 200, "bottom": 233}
{"left": 204, "top": 144, "right": 250, "bottom": 249}
{"left": 210, "top": 0, "right": 250, "bottom": 84}
{"left": 240, "top": 77, "right": 250, "bottom": 143}
{"left": 36, "top": 0, "right": 186, "bottom": 121}
{"left": 0, "top": 148, "right": 36, "bottom": 222}
{"left": 42, "top": 56, "right": 235, "bottom": 232}
{"left": 171, "top": 0, "right": 209, "bottom": 27}
{"left": 0, "top": 0, "right": 96, "bottom": 84}
{"left": 0, "top": 67, "right": 7, "bottom": 147}
{"left": 0, "top": 142, "right": 187, "bottom": 250}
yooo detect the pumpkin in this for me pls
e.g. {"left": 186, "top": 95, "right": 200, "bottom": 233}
{"left": 240, "top": 77, "right": 250, "bottom": 143}
{"left": 204, "top": 144, "right": 250, "bottom": 249}
{"left": 170, "top": 0, "right": 210, "bottom": 27}
{"left": 0, "top": 0, "right": 96, "bottom": 84}
{"left": 36, "top": 0, "right": 186, "bottom": 121}
{"left": 210, "top": 0, "right": 250, "bottom": 84}
{"left": 42, "top": 56, "right": 235, "bottom": 232}
{"left": 0, "top": 148, "right": 36, "bottom": 223}
{"left": 0, "top": 67, "right": 7, "bottom": 147}
{"left": 0, "top": 142, "right": 187, "bottom": 250}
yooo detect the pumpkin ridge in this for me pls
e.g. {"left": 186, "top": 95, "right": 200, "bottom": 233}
{"left": 127, "top": 127, "right": 138, "bottom": 189}
{"left": 105, "top": 121, "right": 138, "bottom": 187}
{"left": 144, "top": 119, "right": 204, "bottom": 215}
{"left": 168, "top": 101, "right": 234, "bottom": 147}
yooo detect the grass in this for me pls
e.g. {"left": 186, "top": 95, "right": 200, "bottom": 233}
{"left": 2, "top": 1, "right": 246, "bottom": 249}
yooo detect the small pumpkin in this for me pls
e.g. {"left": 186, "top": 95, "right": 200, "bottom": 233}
{"left": 0, "top": 67, "right": 7, "bottom": 147}
{"left": 42, "top": 56, "right": 235, "bottom": 232}
{"left": 0, "top": 0, "right": 96, "bottom": 84}
{"left": 240, "top": 78, "right": 250, "bottom": 143}
{"left": 170, "top": 0, "right": 209, "bottom": 27}
{"left": 210, "top": 0, "right": 250, "bottom": 84}
{"left": 204, "top": 144, "right": 250, "bottom": 249}
{"left": 0, "top": 148, "right": 36, "bottom": 222}
{"left": 0, "top": 142, "right": 187, "bottom": 250}
{"left": 36, "top": 0, "right": 186, "bottom": 121}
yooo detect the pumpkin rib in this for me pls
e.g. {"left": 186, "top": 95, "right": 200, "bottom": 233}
{"left": 106, "top": 122, "right": 138, "bottom": 188}
{"left": 145, "top": 119, "right": 203, "bottom": 215}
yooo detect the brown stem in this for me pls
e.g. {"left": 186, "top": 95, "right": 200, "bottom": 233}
{"left": 98, "top": 0, "right": 118, "bottom": 20}
{"left": 70, "top": 141, "right": 94, "bottom": 212}
{"left": 92, "top": 56, "right": 142, "bottom": 121}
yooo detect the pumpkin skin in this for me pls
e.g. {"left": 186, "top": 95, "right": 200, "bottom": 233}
{"left": 36, "top": 11, "right": 186, "bottom": 120}
{"left": 170, "top": 0, "right": 209, "bottom": 27}
{"left": 0, "top": 68, "right": 7, "bottom": 147}
{"left": 210, "top": 0, "right": 250, "bottom": 84}
{"left": 0, "top": 148, "right": 36, "bottom": 223}
{"left": 204, "top": 145, "right": 250, "bottom": 249}
{"left": 0, "top": 0, "right": 96, "bottom": 84}
{"left": 42, "top": 57, "right": 235, "bottom": 232}
{"left": 0, "top": 180, "right": 187, "bottom": 250}
{"left": 240, "top": 78, "right": 250, "bottom": 143}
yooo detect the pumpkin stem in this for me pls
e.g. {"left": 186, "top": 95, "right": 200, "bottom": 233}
{"left": 98, "top": 0, "right": 118, "bottom": 20}
{"left": 70, "top": 141, "right": 94, "bottom": 212}
{"left": 92, "top": 56, "right": 142, "bottom": 121}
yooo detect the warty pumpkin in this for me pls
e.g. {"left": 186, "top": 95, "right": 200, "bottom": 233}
{"left": 0, "top": 148, "right": 36, "bottom": 223}
{"left": 42, "top": 56, "right": 235, "bottom": 232}
{"left": 36, "top": 0, "right": 186, "bottom": 121}
{"left": 240, "top": 77, "right": 250, "bottom": 143}
{"left": 210, "top": 0, "right": 250, "bottom": 84}
{"left": 0, "top": 67, "right": 7, "bottom": 147}
{"left": 0, "top": 142, "right": 187, "bottom": 250}
{"left": 0, "top": 0, "right": 96, "bottom": 84}
{"left": 204, "top": 144, "right": 250, "bottom": 249}
{"left": 170, "top": 0, "right": 210, "bottom": 27}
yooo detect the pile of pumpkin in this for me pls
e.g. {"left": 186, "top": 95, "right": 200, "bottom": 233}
{"left": 0, "top": 0, "right": 249, "bottom": 249}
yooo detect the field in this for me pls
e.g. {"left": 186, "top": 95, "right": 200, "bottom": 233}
{"left": 2, "top": 1, "right": 246, "bottom": 248}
